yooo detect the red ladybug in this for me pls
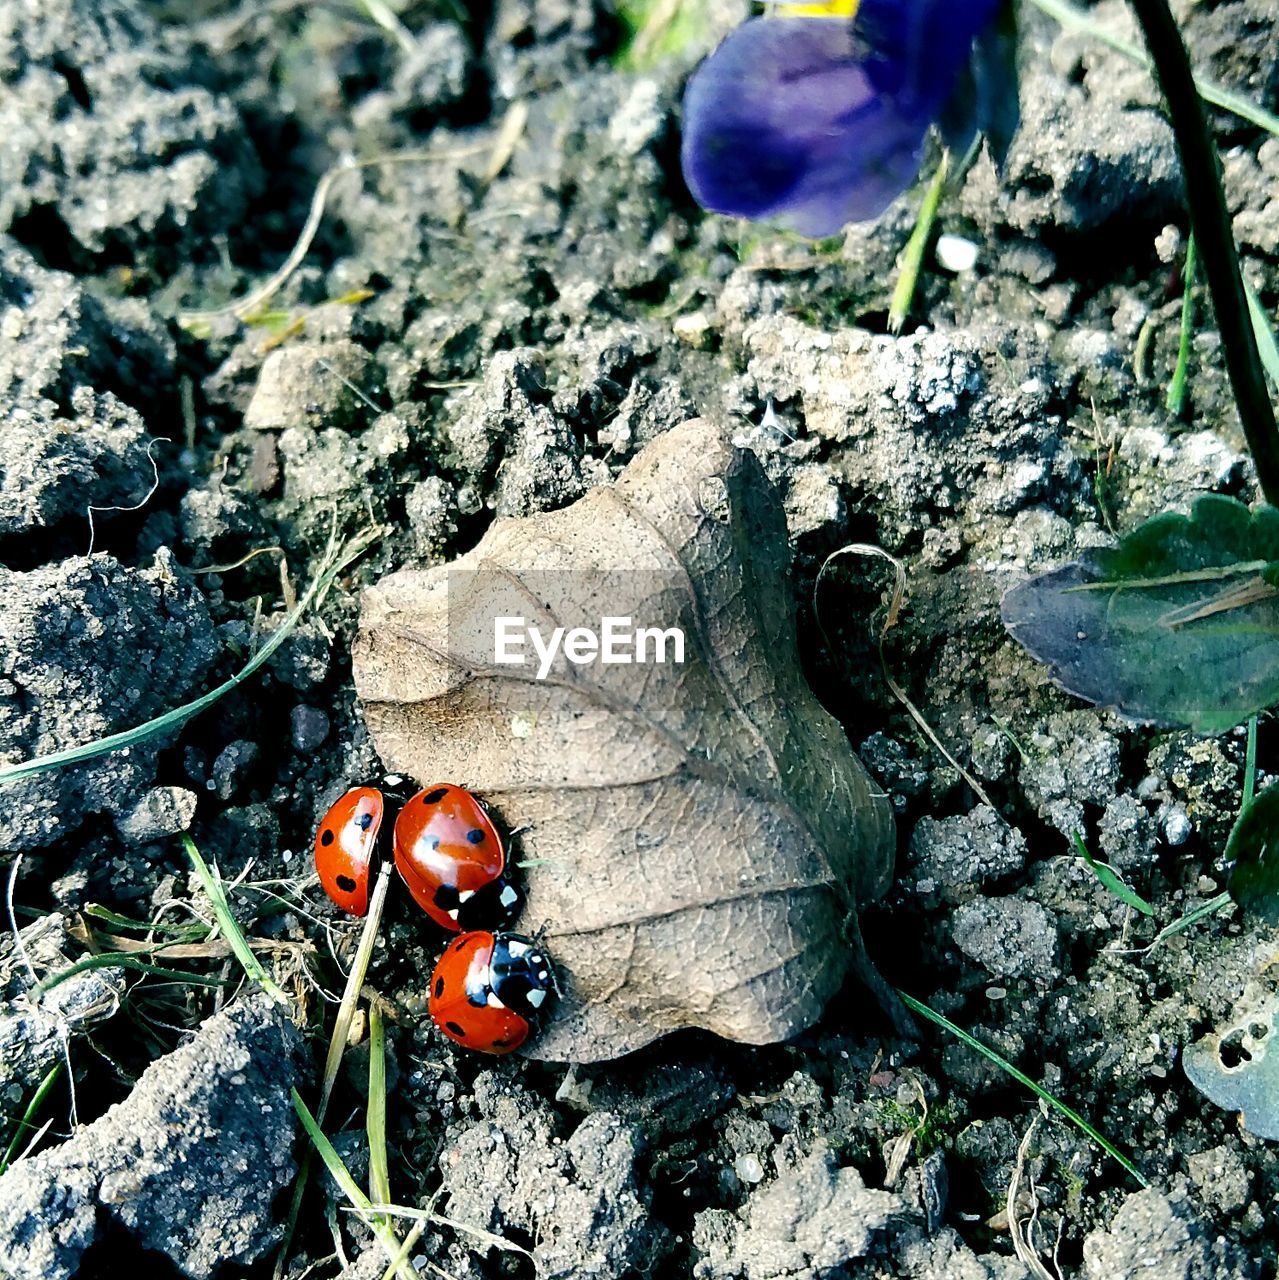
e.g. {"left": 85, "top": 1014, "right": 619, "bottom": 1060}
{"left": 428, "top": 930, "right": 557, "bottom": 1054}
{"left": 313, "top": 785, "right": 388, "bottom": 917}
{"left": 393, "top": 784, "right": 522, "bottom": 933}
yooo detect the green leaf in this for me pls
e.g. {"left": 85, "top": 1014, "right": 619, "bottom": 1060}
{"left": 1002, "top": 495, "right": 1279, "bottom": 734}
{"left": 1226, "top": 784, "right": 1279, "bottom": 922}
{"left": 1071, "top": 832, "right": 1155, "bottom": 916}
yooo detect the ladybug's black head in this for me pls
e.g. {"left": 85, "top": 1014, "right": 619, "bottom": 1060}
{"left": 455, "top": 876, "right": 525, "bottom": 932}
{"left": 489, "top": 932, "right": 557, "bottom": 1022}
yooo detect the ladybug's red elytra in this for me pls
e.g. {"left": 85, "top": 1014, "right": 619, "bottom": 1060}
{"left": 313, "top": 780, "right": 523, "bottom": 931}
{"left": 313, "top": 785, "right": 388, "bottom": 917}
{"left": 428, "top": 930, "right": 557, "bottom": 1054}
{"left": 393, "top": 783, "right": 522, "bottom": 932}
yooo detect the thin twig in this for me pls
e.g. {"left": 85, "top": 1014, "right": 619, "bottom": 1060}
{"left": 815, "top": 544, "right": 999, "bottom": 811}
{"left": 179, "top": 145, "right": 492, "bottom": 327}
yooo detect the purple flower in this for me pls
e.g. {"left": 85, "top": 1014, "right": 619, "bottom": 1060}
{"left": 680, "top": 1, "right": 1008, "bottom": 237}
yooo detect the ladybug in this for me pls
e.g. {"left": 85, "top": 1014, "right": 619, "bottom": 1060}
{"left": 393, "top": 784, "right": 523, "bottom": 933}
{"left": 313, "top": 785, "right": 389, "bottom": 917}
{"left": 428, "top": 930, "right": 557, "bottom": 1054}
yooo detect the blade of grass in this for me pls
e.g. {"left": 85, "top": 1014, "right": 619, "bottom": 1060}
{"left": 888, "top": 151, "right": 949, "bottom": 335}
{"left": 275, "top": 864, "right": 394, "bottom": 1280}
{"left": 368, "top": 1005, "right": 391, "bottom": 1207}
{"left": 36, "top": 952, "right": 226, "bottom": 996}
{"left": 1244, "top": 715, "right": 1259, "bottom": 809}
{"left": 378, "top": 1221, "right": 427, "bottom": 1280}
{"left": 82, "top": 904, "right": 208, "bottom": 939}
{"left": 1152, "top": 891, "right": 1232, "bottom": 945}
{"left": 0, "top": 1062, "right": 63, "bottom": 1175}
{"left": 362, "top": 1204, "right": 531, "bottom": 1256}
{"left": 1166, "top": 233, "right": 1197, "bottom": 416}
{"left": 1244, "top": 279, "right": 1279, "bottom": 390}
{"left": 897, "top": 989, "right": 1149, "bottom": 1187}
{"left": 1028, "top": 0, "right": 1279, "bottom": 137}
{"left": 182, "top": 833, "right": 288, "bottom": 1006}
{"left": 320, "top": 864, "right": 392, "bottom": 1116}
{"left": 1071, "top": 831, "right": 1155, "bottom": 916}
{"left": 292, "top": 1089, "right": 417, "bottom": 1280}
{"left": 0, "top": 523, "right": 379, "bottom": 788}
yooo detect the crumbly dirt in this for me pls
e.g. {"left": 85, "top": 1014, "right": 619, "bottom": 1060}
{"left": 0, "top": 0, "right": 1277, "bottom": 1276}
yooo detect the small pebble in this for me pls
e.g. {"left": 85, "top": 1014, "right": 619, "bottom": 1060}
{"left": 1162, "top": 805, "right": 1192, "bottom": 846}
{"left": 212, "top": 740, "right": 260, "bottom": 800}
{"left": 734, "top": 1154, "right": 765, "bottom": 1184}
{"left": 935, "top": 233, "right": 979, "bottom": 273}
{"left": 116, "top": 786, "right": 198, "bottom": 843}
{"left": 290, "top": 705, "right": 330, "bottom": 753}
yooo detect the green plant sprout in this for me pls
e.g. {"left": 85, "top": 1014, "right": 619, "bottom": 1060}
{"left": 0, "top": 1063, "right": 63, "bottom": 1176}
{"left": 368, "top": 1005, "right": 392, "bottom": 1208}
{"left": 292, "top": 1090, "right": 420, "bottom": 1280}
{"left": 1166, "top": 234, "right": 1197, "bottom": 418}
{"left": 181, "top": 834, "right": 287, "bottom": 1005}
{"left": 274, "top": 863, "right": 395, "bottom": 1280}
{"left": 888, "top": 151, "right": 949, "bottom": 335}
{"left": 1071, "top": 832, "right": 1155, "bottom": 917}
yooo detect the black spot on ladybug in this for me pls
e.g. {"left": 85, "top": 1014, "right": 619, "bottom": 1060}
{"left": 466, "top": 828, "right": 485, "bottom": 844}
{"left": 320, "top": 829, "right": 335, "bottom": 846}
{"left": 336, "top": 875, "right": 357, "bottom": 893}
{"left": 445, "top": 1021, "right": 467, "bottom": 1038}
{"left": 423, "top": 787, "right": 448, "bottom": 804}
{"left": 491, "top": 1038, "right": 511, "bottom": 1048}
{"left": 357, "top": 813, "right": 373, "bottom": 830}
{"left": 434, "top": 884, "right": 460, "bottom": 909}
{"left": 434, "top": 977, "right": 444, "bottom": 998}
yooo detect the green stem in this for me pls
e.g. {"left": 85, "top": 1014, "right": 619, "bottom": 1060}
{"left": 1127, "top": 0, "right": 1279, "bottom": 504}
{"left": 888, "top": 152, "right": 948, "bottom": 336}
{"left": 1166, "top": 233, "right": 1197, "bottom": 417}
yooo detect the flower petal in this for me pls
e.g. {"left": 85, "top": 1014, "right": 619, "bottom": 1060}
{"left": 681, "top": 17, "right": 927, "bottom": 236}
{"left": 680, "top": 2, "right": 1005, "bottom": 237}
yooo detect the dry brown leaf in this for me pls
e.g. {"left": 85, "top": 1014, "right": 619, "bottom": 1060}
{"left": 353, "top": 419, "right": 895, "bottom": 1062}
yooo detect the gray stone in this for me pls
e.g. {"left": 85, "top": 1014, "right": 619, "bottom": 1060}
{"left": 951, "top": 896, "right": 1059, "bottom": 982}
{"left": 0, "top": 550, "right": 217, "bottom": 851}
{"left": 244, "top": 340, "right": 377, "bottom": 433}
{"left": 0, "top": 0, "right": 258, "bottom": 259}
{"left": 0, "top": 914, "right": 124, "bottom": 1096}
{"left": 439, "top": 1072, "right": 665, "bottom": 1278}
{"left": 0, "top": 996, "right": 306, "bottom": 1280}
{"left": 0, "top": 244, "right": 172, "bottom": 413}
{"left": 1098, "top": 794, "right": 1157, "bottom": 870}
{"left": 907, "top": 806, "right": 1027, "bottom": 899}
{"left": 0, "top": 389, "right": 154, "bottom": 541}
{"left": 211, "top": 739, "right": 259, "bottom": 801}
{"left": 115, "top": 785, "right": 198, "bottom": 843}
{"left": 691, "top": 1147, "right": 902, "bottom": 1280}
{"left": 1081, "top": 1188, "right": 1259, "bottom": 1280}
{"left": 289, "top": 705, "right": 330, "bottom": 753}
{"left": 444, "top": 348, "right": 603, "bottom": 517}
{"left": 1018, "top": 711, "right": 1122, "bottom": 838}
